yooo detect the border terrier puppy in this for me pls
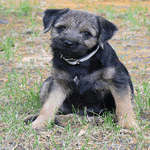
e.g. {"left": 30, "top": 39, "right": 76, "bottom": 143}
{"left": 24, "top": 8, "right": 139, "bottom": 130}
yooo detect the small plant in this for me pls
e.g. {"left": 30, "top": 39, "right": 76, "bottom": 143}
{"left": 19, "top": 0, "right": 32, "bottom": 16}
{"left": 135, "top": 81, "right": 150, "bottom": 111}
{"left": 0, "top": 36, "right": 15, "bottom": 61}
{"left": 102, "top": 111, "right": 117, "bottom": 129}
{"left": 14, "top": 0, "right": 40, "bottom": 17}
{"left": 0, "top": 4, "right": 2, "bottom": 10}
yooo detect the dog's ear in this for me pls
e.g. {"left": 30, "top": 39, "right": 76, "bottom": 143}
{"left": 97, "top": 16, "right": 118, "bottom": 46}
{"left": 43, "top": 8, "right": 70, "bottom": 33}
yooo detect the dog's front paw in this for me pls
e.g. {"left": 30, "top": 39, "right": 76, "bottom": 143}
{"left": 31, "top": 115, "right": 53, "bottom": 129}
{"left": 31, "top": 119, "right": 46, "bottom": 129}
{"left": 23, "top": 114, "right": 47, "bottom": 129}
{"left": 118, "top": 118, "right": 140, "bottom": 131}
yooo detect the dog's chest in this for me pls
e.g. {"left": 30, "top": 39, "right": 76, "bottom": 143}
{"left": 67, "top": 74, "right": 110, "bottom": 107}
{"left": 72, "top": 73, "right": 107, "bottom": 94}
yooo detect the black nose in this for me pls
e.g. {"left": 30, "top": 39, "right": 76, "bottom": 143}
{"left": 63, "top": 40, "right": 75, "bottom": 48}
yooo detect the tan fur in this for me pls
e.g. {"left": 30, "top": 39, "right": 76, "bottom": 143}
{"left": 32, "top": 82, "right": 68, "bottom": 129}
{"left": 103, "top": 68, "right": 116, "bottom": 80}
{"left": 109, "top": 85, "right": 139, "bottom": 129}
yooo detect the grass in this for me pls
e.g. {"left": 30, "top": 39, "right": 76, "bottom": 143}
{"left": 0, "top": 0, "right": 150, "bottom": 149}
{"left": 135, "top": 81, "right": 150, "bottom": 111}
{"left": 96, "top": 3, "right": 150, "bottom": 31}
{"left": 0, "top": 35, "right": 15, "bottom": 60}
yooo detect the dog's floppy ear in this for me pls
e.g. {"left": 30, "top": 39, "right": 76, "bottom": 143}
{"left": 43, "top": 8, "right": 70, "bottom": 33}
{"left": 97, "top": 16, "right": 118, "bottom": 46}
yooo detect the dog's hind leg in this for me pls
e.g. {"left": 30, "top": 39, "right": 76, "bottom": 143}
{"left": 23, "top": 114, "right": 39, "bottom": 124}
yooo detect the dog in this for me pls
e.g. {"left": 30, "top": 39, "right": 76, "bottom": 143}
{"left": 24, "top": 8, "right": 139, "bottom": 130}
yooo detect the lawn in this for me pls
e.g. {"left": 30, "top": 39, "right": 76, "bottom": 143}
{"left": 0, "top": 0, "right": 150, "bottom": 149}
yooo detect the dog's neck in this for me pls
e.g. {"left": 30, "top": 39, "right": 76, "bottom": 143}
{"left": 61, "top": 45, "right": 100, "bottom": 65}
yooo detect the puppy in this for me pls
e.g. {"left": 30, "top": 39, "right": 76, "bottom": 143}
{"left": 24, "top": 8, "right": 139, "bottom": 130}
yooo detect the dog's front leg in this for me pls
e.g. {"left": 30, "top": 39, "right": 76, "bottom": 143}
{"left": 32, "top": 83, "right": 67, "bottom": 129}
{"left": 110, "top": 85, "right": 139, "bottom": 130}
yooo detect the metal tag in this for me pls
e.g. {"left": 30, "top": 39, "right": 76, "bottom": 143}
{"left": 74, "top": 76, "right": 79, "bottom": 86}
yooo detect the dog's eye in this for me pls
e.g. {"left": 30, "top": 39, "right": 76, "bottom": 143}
{"left": 83, "top": 31, "right": 92, "bottom": 37}
{"left": 56, "top": 26, "right": 66, "bottom": 33}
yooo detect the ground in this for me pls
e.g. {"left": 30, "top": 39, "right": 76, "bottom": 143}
{"left": 0, "top": 0, "right": 150, "bottom": 149}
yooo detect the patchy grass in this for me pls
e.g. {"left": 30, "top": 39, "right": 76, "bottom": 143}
{"left": 0, "top": 35, "right": 15, "bottom": 60}
{"left": 0, "top": 0, "right": 150, "bottom": 149}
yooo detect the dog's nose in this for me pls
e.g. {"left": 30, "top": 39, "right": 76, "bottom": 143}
{"left": 63, "top": 40, "right": 74, "bottom": 48}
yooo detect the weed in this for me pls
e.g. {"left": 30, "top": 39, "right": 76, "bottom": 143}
{"left": 106, "top": 5, "right": 116, "bottom": 20}
{"left": 81, "top": 136, "right": 89, "bottom": 149}
{"left": 19, "top": 0, "right": 32, "bottom": 16}
{"left": 124, "top": 5, "right": 149, "bottom": 30}
{"left": 134, "top": 80, "right": 150, "bottom": 115}
{"left": 0, "top": 4, "right": 2, "bottom": 10}
{"left": 0, "top": 36, "right": 15, "bottom": 61}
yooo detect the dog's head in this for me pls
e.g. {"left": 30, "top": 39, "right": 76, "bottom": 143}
{"left": 43, "top": 9, "right": 118, "bottom": 59}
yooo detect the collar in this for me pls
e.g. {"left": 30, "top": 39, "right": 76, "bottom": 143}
{"left": 60, "top": 45, "right": 100, "bottom": 65}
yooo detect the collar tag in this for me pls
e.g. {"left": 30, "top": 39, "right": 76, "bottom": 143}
{"left": 74, "top": 76, "right": 79, "bottom": 86}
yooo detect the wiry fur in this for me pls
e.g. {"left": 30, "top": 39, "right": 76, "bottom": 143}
{"left": 24, "top": 9, "right": 139, "bottom": 130}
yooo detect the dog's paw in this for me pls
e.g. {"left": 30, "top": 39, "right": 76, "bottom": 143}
{"left": 23, "top": 114, "right": 47, "bottom": 129}
{"left": 31, "top": 115, "right": 54, "bottom": 129}
{"left": 118, "top": 119, "right": 140, "bottom": 131}
{"left": 31, "top": 119, "right": 46, "bottom": 129}
{"left": 55, "top": 114, "right": 74, "bottom": 127}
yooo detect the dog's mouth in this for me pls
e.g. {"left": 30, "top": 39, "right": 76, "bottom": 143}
{"left": 58, "top": 44, "right": 99, "bottom": 59}
{"left": 51, "top": 44, "right": 87, "bottom": 59}
{"left": 57, "top": 49, "right": 85, "bottom": 60}
{"left": 51, "top": 38, "right": 100, "bottom": 63}
{"left": 59, "top": 53, "right": 77, "bottom": 60}
{"left": 59, "top": 44, "right": 100, "bottom": 65}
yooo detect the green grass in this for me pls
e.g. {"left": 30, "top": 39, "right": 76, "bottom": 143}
{"left": 135, "top": 81, "right": 150, "bottom": 111}
{"left": 0, "top": 0, "right": 150, "bottom": 149}
{"left": 95, "top": 3, "right": 150, "bottom": 31}
{"left": 0, "top": 0, "right": 40, "bottom": 16}
{"left": 0, "top": 35, "right": 15, "bottom": 61}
